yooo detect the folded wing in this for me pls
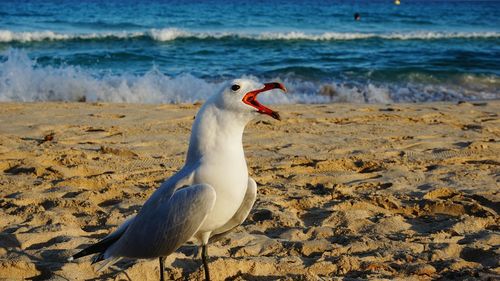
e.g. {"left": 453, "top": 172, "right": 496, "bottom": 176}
{"left": 104, "top": 183, "right": 216, "bottom": 259}
{"left": 209, "top": 177, "right": 257, "bottom": 242}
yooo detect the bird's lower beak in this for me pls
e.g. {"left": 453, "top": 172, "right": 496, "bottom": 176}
{"left": 242, "top": 82, "right": 287, "bottom": 120}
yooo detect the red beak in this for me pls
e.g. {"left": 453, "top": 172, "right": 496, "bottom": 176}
{"left": 242, "top": 82, "right": 287, "bottom": 120}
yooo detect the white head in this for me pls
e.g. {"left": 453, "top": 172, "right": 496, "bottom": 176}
{"left": 186, "top": 79, "right": 287, "bottom": 161}
{"left": 207, "top": 78, "right": 287, "bottom": 121}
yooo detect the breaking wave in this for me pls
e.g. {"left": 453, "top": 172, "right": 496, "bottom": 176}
{"left": 0, "top": 50, "right": 498, "bottom": 104}
{"left": 1, "top": 28, "right": 499, "bottom": 43}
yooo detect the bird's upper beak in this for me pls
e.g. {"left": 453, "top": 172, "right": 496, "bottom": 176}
{"left": 242, "top": 82, "right": 287, "bottom": 120}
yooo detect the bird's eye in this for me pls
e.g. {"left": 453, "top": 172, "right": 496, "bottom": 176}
{"left": 231, "top": 84, "right": 240, "bottom": 92}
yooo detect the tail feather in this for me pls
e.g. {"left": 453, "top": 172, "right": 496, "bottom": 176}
{"left": 96, "top": 256, "right": 122, "bottom": 272}
{"left": 91, "top": 252, "right": 105, "bottom": 264}
{"left": 68, "top": 216, "right": 135, "bottom": 263}
{"left": 69, "top": 235, "right": 121, "bottom": 261}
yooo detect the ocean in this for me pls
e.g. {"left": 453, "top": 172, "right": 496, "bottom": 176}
{"left": 0, "top": 0, "right": 499, "bottom": 104}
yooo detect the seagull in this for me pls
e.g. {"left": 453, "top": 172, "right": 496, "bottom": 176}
{"left": 68, "top": 79, "right": 287, "bottom": 281}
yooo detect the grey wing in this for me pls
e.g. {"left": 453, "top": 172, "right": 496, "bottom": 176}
{"left": 105, "top": 183, "right": 216, "bottom": 259}
{"left": 209, "top": 177, "right": 257, "bottom": 243}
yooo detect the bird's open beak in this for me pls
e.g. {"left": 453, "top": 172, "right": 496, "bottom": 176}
{"left": 242, "top": 82, "right": 287, "bottom": 120}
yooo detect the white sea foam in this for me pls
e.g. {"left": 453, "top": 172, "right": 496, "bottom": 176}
{"left": 0, "top": 50, "right": 497, "bottom": 104}
{"left": 0, "top": 49, "right": 216, "bottom": 103}
{"left": 148, "top": 28, "right": 191, "bottom": 41}
{"left": 1, "top": 28, "right": 498, "bottom": 43}
{"left": 0, "top": 30, "right": 70, "bottom": 42}
{"left": 0, "top": 49, "right": 321, "bottom": 104}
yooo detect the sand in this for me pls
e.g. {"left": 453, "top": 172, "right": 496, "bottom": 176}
{"left": 0, "top": 101, "right": 498, "bottom": 280}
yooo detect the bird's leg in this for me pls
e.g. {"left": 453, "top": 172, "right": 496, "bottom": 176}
{"left": 201, "top": 245, "right": 210, "bottom": 281}
{"left": 159, "top": 256, "right": 165, "bottom": 281}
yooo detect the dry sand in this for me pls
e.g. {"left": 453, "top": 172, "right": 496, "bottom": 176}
{"left": 0, "top": 101, "right": 498, "bottom": 281}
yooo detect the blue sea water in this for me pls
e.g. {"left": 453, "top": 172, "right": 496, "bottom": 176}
{"left": 0, "top": 0, "right": 499, "bottom": 103}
